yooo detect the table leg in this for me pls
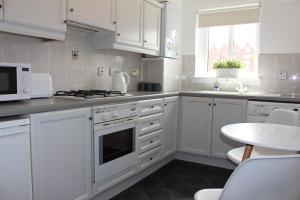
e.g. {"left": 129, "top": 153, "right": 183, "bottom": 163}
{"left": 242, "top": 144, "right": 254, "bottom": 162}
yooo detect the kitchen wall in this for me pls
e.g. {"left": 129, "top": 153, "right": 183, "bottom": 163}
{"left": 0, "top": 28, "right": 142, "bottom": 92}
{"left": 181, "top": 54, "right": 300, "bottom": 95}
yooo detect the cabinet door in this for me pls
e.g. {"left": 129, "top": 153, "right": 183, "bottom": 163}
{"left": 180, "top": 97, "right": 213, "bottom": 156}
{"left": 31, "top": 108, "right": 92, "bottom": 200}
{"left": 115, "top": 0, "right": 143, "bottom": 47}
{"left": 211, "top": 98, "right": 247, "bottom": 158}
{"left": 3, "top": 0, "right": 66, "bottom": 33}
{"left": 260, "top": 0, "right": 300, "bottom": 53}
{"left": 0, "top": 125, "right": 32, "bottom": 200}
{"left": 162, "top": 96, "right": 178, "bottom": 158}
{"left": 143, "top": 0, "right": 161, "bottom": 51}
{"left": 67, "top": 0, "right": 115, "bottom": 31}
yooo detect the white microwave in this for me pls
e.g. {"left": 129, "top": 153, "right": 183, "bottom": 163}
{"left": 0, "top": 63, "right": 31, "bottom": 101}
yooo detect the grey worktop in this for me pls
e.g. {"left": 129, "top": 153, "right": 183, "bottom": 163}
{"left": 1, "top": 90, "right": 300, "bottom": 118}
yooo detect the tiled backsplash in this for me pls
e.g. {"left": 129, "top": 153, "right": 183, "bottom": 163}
{"left": 0, "top": 28, "right": 141, "bottom": 92}
{"left": 182, "top": 54, "right": 300, "bottom": 95}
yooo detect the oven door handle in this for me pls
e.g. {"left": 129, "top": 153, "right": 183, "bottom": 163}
{"left": 94, "top": 118, "right": 138, "bottom": 132}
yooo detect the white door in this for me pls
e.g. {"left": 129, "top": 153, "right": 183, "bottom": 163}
{"left": 180, "top": 97, "right": 213, "bottom": 156}
{"left": 260, "top": 0, "right": 300, "bottom": 54}
{"left": 30, "top": 108, "right": 92, "bottom": 200}
{"left": 162, "top": 96, "right": 178, "bottom": 158}
{"left": 0, "top": 0, "right": 3, "bottom": 20}
{"left": 211, "top": 98, "right": 247, "bottom": 158}
{"left": 67, "top": 0, "right": 115, "bottom": 31}
{"left": 3, "top": 0, "right": 66, "bottom": 33}
{"left": 143, "top": 0, "right": 161, "bottom": 51}
{"left": 0, "top": 125, "right": 32, "bottom": 200}
{"left": 115, "top": 0, "right": 143, "bottom": 47}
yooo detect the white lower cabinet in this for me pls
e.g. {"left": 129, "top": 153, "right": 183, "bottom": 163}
{"left": 180, "top": 97, "right": 213, "bottom": 156}
{"left": 30, "top": 108, "right": 93, "bottom": 200}
{"left": 162, "top": 96, "right": 178, "bottom": 158}
{"left": 180, "top": 97, "right": 247, "bottom": 158}
{"left": 211, "top": 98, "right": 247, "bottom": 158}
{"left": 137, "top": 99, "right": 164, "bottom": 171}
{"left": 0, "top": 123, "right": 32, "bottom": 200}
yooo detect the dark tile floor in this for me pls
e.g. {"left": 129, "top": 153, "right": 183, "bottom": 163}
{"left": 111, "top": 160, "right": 233, "bottom": 200}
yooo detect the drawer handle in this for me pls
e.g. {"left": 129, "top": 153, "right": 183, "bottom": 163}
{"left": 150, "top": 141, "right": 154, "bottom": 144}
{"left": 69, "top": 8, "right": 74, "bottom": 12}
{"left": 150, "top": 122, "right": 154, "bottom": 126}
{"left": 150, "top": 105, "right": 154, "bottom": 109}
{"left": 150, "top": 157, "right": 153, "bottom": 160}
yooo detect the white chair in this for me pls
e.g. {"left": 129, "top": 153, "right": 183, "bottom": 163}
{"left": 194, "top": 156, "right": 300, "bottom": 200}
{"left": 227, "top": 109, "right": 299, "bottom": 164}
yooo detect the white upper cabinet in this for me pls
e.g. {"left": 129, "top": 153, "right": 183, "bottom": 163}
{"left": 0, "top": 0, "right": 3, "bottom": 20}
{"left": 211, "top": 98, "right": 247, "bottom": 159}
{"left": 30, "top": 108, "right": 92, "bottom": 200}
{"left": 143, "top": 0, "right": 161, "bottom": 51}
{"left": 115, "top": 0, "right": 144, "bottom": 47}
{"left": 162, "top": 97, "right": 178, "bottom": 158}
{"left": 260, "top": 0, "right": 300, "bottom": 54}
{"left": 180, "top": 97, "right": 213, "bottom": 156}
{"left": 67, "top": 0, "right": 115, "bottom": 31}
{"left": 1, "top": 0, "right": 66, "bottom": 40}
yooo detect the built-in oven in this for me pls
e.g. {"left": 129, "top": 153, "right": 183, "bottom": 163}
{"left": 92, "top": 102, "right": 139, "bottom": 195}
{"left": 0, "top": 63, "right": 31, "bottom": 101}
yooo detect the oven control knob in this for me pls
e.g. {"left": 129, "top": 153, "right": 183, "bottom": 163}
{"left": 101, "top": 113, "right": 111, "bottom": 121}
{"left": 113, "top": 113, "right": 119, "bottom": 119}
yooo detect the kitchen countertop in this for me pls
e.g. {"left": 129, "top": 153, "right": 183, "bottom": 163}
{"left": 1, "top": 90, "right": 300, "bottom": 118}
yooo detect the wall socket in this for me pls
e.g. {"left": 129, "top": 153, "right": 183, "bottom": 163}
{"left": 278, "top": 71, "right": 288, "bottom": 80}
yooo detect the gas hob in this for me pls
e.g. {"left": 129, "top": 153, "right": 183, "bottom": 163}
{"left": 54, "top": 90, "right": 125, "bottom": 99}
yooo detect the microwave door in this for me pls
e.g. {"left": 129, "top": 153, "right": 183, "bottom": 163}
{"left": 0, "top": 67, "right": 17, "bottom": 95}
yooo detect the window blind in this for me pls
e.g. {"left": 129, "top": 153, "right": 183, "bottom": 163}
{"left": 198, "top": 4, "right": 260, "bottom": 28}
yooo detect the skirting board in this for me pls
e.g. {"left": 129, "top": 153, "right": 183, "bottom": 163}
{"left": 93, "top": 154, "right": 175, "bottom": 200}
{"left": 175, "top": 152, "right": 236, "bottom": 170}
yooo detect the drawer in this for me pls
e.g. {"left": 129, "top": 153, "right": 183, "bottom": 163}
{"left": 138, "top": 113, "right": 163, "bottom": 136}
{"left": 140, "top": 99, "right": 163, "bottom": 117}
{"left": 138, "top": 146, "right": 161, "bottom": 172}
{"left": 137, "top": 129, "right": 162, "bottom": 154}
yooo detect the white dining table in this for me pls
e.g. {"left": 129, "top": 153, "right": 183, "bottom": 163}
{"left": 222, "top": 123, "right": 300, "bottom": 161}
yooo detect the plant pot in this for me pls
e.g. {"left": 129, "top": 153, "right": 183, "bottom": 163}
{"left": 216, "top": 68, "right": 239, "bottom": 78}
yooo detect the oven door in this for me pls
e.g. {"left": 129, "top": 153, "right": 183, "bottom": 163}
{"left": 94, "top": 120, "right": 138, "bottom": 183}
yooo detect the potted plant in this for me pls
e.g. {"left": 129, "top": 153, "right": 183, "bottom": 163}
{"left": 213, "top": 60, "right": 243, "bottom": 78}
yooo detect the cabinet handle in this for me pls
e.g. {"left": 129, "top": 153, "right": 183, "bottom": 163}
{"left": 88, "top": 117, "right": 93, "bottom": 121}
{"left": 150, "top": 141, "right": 153, "bottom": 143}
{"left": 69, "top": 8, "right": 74, "bottom": 12}
{"left": 164, "top": 104, "right": 167, "bottom": 106}
{"left": 117, "top": 33, "right": 120, "bottom": 36}
{"left": 0, "top": 4, "right": 2, "bottom": 9}
{"left": 144, "top": 40, "right": 147, "bottom": 43}
{"left": 208, "top": 103, "right": 211, "bottom": 106}
{"left": 150, "top": 157, "right": 153, "bottom": 160}
{"left": 213, "top": 103, "right": 216, "bottom": 106}
{"left": 150, "top": 105, "right": 154, "bottom": 109}
{"left": 150, "top": 122, "right": 154, "bottom": 126}
{"left": 113, "top": 21, "right": 116, "bottom": 24}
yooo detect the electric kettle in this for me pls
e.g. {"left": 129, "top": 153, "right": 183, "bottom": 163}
{"left": 112, "top": 71, "right": 130, "bottom": 94}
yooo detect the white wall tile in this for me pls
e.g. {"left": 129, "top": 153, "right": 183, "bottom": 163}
{"left": 0, "top": 28, "right": 142, "bottom": 92}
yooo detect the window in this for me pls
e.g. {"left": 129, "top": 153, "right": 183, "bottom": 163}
{"left": 207, "top": 23, "right": 258, "bottom": 73}
{"left": 195, "top": 4, "right": 260, "bottom": 77}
